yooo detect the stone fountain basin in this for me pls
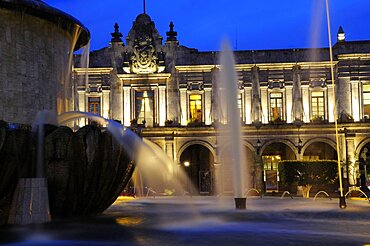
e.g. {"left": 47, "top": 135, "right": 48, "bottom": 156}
{"left": 0, "top": 0, "right": 90, "bottom": 123}
{"left": 0, "top": 122, "right": 135, "bottom": 224}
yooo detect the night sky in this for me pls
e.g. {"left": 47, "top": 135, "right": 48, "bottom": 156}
{"left": 45, "top": 0, "right": 370, "bottom": 52}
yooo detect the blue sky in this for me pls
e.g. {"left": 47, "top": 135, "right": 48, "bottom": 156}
{"left": 46, "top": 0, "right": 370, "bottom": 52}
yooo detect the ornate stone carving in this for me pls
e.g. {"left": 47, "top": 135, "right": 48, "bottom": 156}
{"left": 131, "top": 35, "right": 158, "bottom": 74}
{"left": 123, "top": 13, "right": 165, "bottom": 74}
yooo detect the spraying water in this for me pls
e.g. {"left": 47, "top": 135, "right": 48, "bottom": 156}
{"left": 58, "top": 111, "right": 191, "bottom": 196}
{"left": 217, "top": 41, "right": 248, "bottom": 203}
{"left": 58, "top": 26, "right": 83, "bottom": 115}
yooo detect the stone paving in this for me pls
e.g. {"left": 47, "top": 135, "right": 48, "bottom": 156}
{"left": 0, "top": 196, "right": 369, "bottom": 245}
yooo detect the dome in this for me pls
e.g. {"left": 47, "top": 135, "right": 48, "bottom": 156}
{"left": 135, "top": 13, "right": 152, "bottom": 24}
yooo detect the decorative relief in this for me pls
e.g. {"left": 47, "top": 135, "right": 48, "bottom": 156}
{"left": 309, "top": 78, "right": 326, "bottom": 88}
{"left": 268, "top": 80, "right": 285, "bottom": 89}
{"left": 131, "top": 35, "right": 158, "bottom": 74}
{"left": 187, "top": 82, "right": 204, "bottom": 91}
{"left": 123, "top": 14, "right": 165, "bottom": 74}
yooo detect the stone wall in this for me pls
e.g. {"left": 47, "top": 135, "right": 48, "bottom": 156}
{"left": 0, "top": 8, "right": 75, "bottom": 124}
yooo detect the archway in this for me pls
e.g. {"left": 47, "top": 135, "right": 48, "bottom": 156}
{"left": 357, "top": 142, "right": 370, "bottom": 191}
{"left": 303, "top": 141, "right": 337, "bottom": 160}
{"left": 179, "top": 144, "right": 214, "bottom": 195}
{"left": 261, "top": 142, "right": 296, "bottom": 192}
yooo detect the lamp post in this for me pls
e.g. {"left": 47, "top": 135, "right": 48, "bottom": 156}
{"left": 325, "top": 0, "right": 346, "bottom": 209}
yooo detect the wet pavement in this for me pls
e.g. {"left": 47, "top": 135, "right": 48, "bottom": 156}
{"left": 0, "top": 196, "right": 369, "bottom": 245}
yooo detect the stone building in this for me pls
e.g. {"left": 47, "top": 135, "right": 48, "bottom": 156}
{"left": 73, "top": 12, "right": 370, "bottom": 195}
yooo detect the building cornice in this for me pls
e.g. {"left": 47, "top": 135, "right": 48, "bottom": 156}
{"left": 175, "top": 61, "right": 339, "bottom": 72}
{"left": 337, "top": 53, "right": 370, "bottom": 60}
{"left": 118, "top": 73, "right": 171, "bottom": 81}
{"left": 73, "top": 67, "right": 113, "bottom": 74}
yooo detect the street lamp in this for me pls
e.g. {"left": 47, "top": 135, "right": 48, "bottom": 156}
{"left": 297, "top": 138, "right": 303, "bottom": 154}
{"left": 256, "top": 139, "right": 261, "bottom": 155}
{"left": 325, "top": 0, "right": 346, "bottom": 209}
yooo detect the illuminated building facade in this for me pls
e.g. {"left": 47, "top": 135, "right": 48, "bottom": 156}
{"left": 73, "top": 13, "right": 370, "bottom": 195}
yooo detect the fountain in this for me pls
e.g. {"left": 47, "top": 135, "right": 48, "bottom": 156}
{"left": 216, "top": 42, "right": 248, "bottom": 209}
{"left": 0, "top": 0, "right": 92, "bottom": 225}
{"left": 0, "top": 0, "right": 89, "bottom": 124}
{"left": 1, "top": 109, "right": 194, "bottom": 224}
{"left": 1, "top": 113, "right": 136, "bottom": 224}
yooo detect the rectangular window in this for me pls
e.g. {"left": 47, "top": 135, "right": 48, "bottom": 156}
{"left": 135, "top": 90, "right": 154, "bottom": 126}
{"left": 262, "top": 155, "right": 281, "bottom": 171}
{"left": 189, "top": 94, "right": 202, "bottom": 123}
{"left": 311, "top": 91, "right": 325, "bottom": 120}
{"left": 269, "top": 92, "right": 283, "bottom": 122}
{"left": 88, "top": 97, "right": 101, "bottom": 115}
{"left": 363, "top": 84, "right": 370, "bottom": 119}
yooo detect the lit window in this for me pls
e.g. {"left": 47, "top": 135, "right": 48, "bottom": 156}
{"left": 269, "top": 92, "right": 283, "bottom": 122}
{"left": 262, "top": 155, "right": 281, "bottom": 171}
{"left": 189, "top": 94, "right": 202, "bottom": 123}
{"left": 135, "top": 90, "right": 154, "bottom": 126}
{"left": 88, "top": 97, "right": 100, "bottom": 115}
{"left": 311, "top": 91, "right": 325, "bottom": 121}
{"left": 262, "top": 155, "right": 280, "bottom": 192}
{"left": 363, "top": 84, "right": 370, "bottom": 120}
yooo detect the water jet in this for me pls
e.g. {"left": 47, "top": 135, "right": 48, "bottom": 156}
{"left": 217, "top": 41, "right": 248, "bottom": 209}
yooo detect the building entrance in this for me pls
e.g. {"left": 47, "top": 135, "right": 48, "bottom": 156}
{"left": 179, "top": 144, "right": 214, "bottom": 195}
{"left": 262, "top": 155, "right": 280, "bottom": 192}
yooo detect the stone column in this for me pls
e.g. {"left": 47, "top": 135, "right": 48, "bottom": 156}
{"left": 123, "top": 86, "right": 131, "bottom": 126}
{"left": 77, "top": 90, "right": 86, "bottom": 126}
{"left": 102, "top": 89, "right": 110, "bottom": 120}
{"left": 260, "top": 87, "right": 268, "bottom": 124}
{"left": 204, "top": 88, "right": 212, "bottom": 125}
{"left": 109, "top": 37, "right": 124, "bottom": 123}
{"left": 337, "top": 77, "right": 352, "bottom": 119}
{"left": 213, "top": 162, "right": 223, "bottom": 195}
{"left": 244, "top": 87, "right": 252, "bottom": 124}
{"left": 158, "top": 85, "right": 166, "bottom": 126}
{"left": 110, "top": 73, "right": 123, "bottom": 123}
{"left": 301, "top": 85, "right": 310, "bottom": 123}
{"left": 251, "top": 66, "right": 262, "bottom": 123}
{"left": 164, "top": 31, "right": 179, "bottom": 124}
{"left": 286, "top": 85, "right": 293, "bottom": 123}
{"left": 351, "top": 81, "right": 360, "bottom": 121}
{"left": 179, "top": 88, "right": 187, "bottom": 126}
{"left": 327, "top": 84, "right": 335, "bottom": 122}
{"left": 254, "top": 154, "right": 264, "bottom": 192}
{"left": 345, "top": 131, "right": 357, "bottom": 186}
{"left": 165, "top": 137, "right": 175, "bottom": 180}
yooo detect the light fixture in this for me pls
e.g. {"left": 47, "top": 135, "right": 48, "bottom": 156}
{"left": 298, "top": 138, "right": 303, "bottom": 154}
{"left": 256, "top": 139, "right": 261, "bottom": 155}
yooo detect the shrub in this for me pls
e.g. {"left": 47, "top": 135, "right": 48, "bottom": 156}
{"left": 279, "top": 160, "right": 339, "bottom": 187}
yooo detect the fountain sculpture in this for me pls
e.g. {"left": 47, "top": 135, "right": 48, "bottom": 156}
{"left": 217, "top": 42, "right": 248, "bottom": 209}
{"left": 0, "top": 0, "right": 138, "bottom": 225}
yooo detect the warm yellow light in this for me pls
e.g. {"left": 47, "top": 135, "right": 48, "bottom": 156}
{"left": 115, "top": 217, "right": 143, "bottom": 226}
{"left": 184, "top": 161, "right": 190, "bottom": 167}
